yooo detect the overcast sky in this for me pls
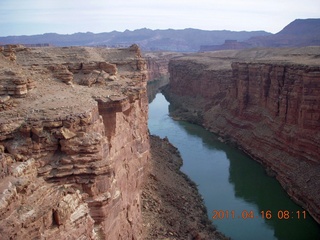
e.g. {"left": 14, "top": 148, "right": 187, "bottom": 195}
{"left": 0, "top": 0, "right": 319, "bottom": 36}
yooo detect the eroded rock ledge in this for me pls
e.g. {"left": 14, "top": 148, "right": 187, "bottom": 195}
{"left": 0, "top": 45, "right": 149, "bottom": 239}
{"left": 164, "top": 47, "right": 320, "bottom": 224}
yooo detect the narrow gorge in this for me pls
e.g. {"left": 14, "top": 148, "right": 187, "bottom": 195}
{"left": 164, "top": 47, "right": 320, "bottom": 224}
{"left": 0, "top": 45, "right": 226, "bottom": 240}
{"left": 1, "top": 43, "right": 319, "bottom": 239}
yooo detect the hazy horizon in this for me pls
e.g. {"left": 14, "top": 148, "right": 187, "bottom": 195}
{"left": 1, "top": 0, "right": 319, "bottom": 37}
{"left": 0, "top": 26, "right": 275, "bottom": 38}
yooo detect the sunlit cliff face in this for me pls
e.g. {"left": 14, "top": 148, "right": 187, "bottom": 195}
{"left": 0, "top": 45, "right": 149, "bottom": 239}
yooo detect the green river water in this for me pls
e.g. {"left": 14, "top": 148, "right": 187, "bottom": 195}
{"left": 148, "top": 92, "right": 320, "bottom": 240}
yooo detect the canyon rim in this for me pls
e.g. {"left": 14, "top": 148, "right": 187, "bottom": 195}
{"left": 1, "top": 23, "right": 320, "bottom": 239}
{"left": 0, "top": 44, "right": 228, "bottom": 240}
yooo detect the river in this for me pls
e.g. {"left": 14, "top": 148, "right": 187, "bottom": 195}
{"left": 148, "top": 92, "right": 320, "bottom": 240}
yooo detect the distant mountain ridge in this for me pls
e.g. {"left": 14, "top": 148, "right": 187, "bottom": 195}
{"left": 0, "top": 28, "right": 270, "bottom": 52}
{"left": 246, "top": 18, "right": 320, "bottom": 47}
{"left": 201, "top": 19, "right": 320, "bottom": 51}
{"left": 278, "top": 18, "right": 320, "bottom": 36}
{"left": 1, "top": 19, "right": 319, "bottom": 52}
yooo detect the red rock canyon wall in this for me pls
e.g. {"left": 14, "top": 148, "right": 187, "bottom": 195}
{"left": 0, "top": 45, "right": 149, "bottom": 239}
{"left": 165, "top": 48, "right": 320, "bottom": 223}
{"left": 143, "top": 52, "right": 185, "bottom": 82}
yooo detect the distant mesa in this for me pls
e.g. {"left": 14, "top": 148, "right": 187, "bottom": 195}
{"left": 200, "top": 18, "right": 320, "bottom": 51}
{"left": 200, "top": 40, "right": 252, "bottom": 51}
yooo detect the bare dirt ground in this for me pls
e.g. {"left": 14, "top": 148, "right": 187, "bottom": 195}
{"left": 142, "top": 135, "right": 229, "bottom": 240}
{"left": 0, "top": 45, "right": 146, "bottom": 126}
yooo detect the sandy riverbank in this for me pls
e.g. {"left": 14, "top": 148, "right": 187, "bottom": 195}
{"left": 142, "top": 135, "right": 229, "bottom": 240}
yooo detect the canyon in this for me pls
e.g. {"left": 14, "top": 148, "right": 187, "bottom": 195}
{"left": 0, "top": 44, "right": 150, "bottom": 239}
{"left": 164, "top": 47, "right": 320, "bottom": 224}
{"left": 0, "top": 45, "right": 226, "bottom": 239}
{"left": 2, "top": 42, "right": 319, "bottom": 239}
{"left": 144, "top": 51, "right": 184, "bottom": 103}
{"left": 144, "top": 51, "right": 184, "bottom": 82}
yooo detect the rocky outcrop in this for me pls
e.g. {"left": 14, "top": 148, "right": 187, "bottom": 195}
{"left": 48, "top": 64, "right": 74, "bottom": 84}
{"left": 0, "top": 45, "right": 149, "bottom": 239}
{"left": 165, "top": 47, "right": 320, "bottom": 224}
{"left": 0, "top": 69, "right": 35, "bottom": 98}
{"left": 47, "top": 61, "right": 118, "bottom": 85}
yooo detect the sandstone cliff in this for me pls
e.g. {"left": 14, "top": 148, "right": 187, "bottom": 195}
{"left": 165, "top": 47, "right": 320, "bottom": 224}
{"left": 0, "top": 44, "right": 149, "bottom": 239}
{"left": 144, "top": 52, "right": 184, "bottom": 103}
{"left": 143, "top": 52, "right": 184, "bottom": 82}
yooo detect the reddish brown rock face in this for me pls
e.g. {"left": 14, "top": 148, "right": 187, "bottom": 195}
{"left": 0, "top": 45, "right": 149, "bottom": 239}
{"left": 144, "top": 52, "right": 185, "bottom": 82}
{"left": 165, "top": 47, "right": 320, "bottom": 224}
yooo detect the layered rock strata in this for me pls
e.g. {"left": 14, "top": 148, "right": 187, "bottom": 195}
{"left": 165, "top": 47, "right": 320, "bottom": 224}
{"left": 0, "top": 45, "right": 149, "bottom": 239}
{"left": 144, "top": 52, "right": 185, "bottom": 103}
{"left": 144, "top": 52, "right": 184, "bottom": 82}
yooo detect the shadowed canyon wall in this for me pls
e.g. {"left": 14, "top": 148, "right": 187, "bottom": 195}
{"left": 144, "top": 52, "right": 184, "bottom": 103}
{"left": 0, "top": 45, "right": 149, "bottom": 239}
{"left": 144, "top": 52, "right": 185, "bottom": 82}
{"left": 164, "top": 47, "right": 320, "bottom": 224}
